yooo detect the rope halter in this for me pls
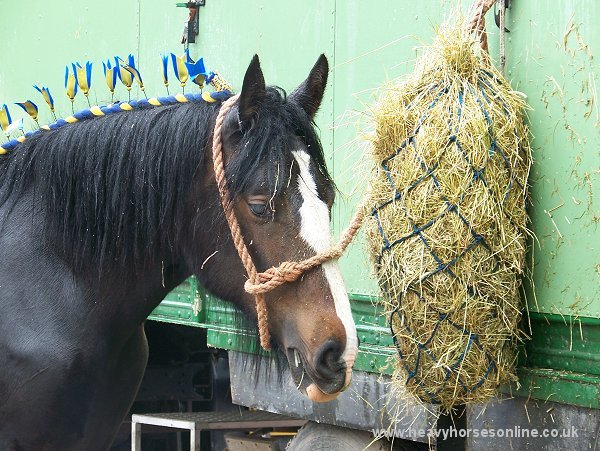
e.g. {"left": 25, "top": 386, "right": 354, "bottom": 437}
{"left": 211, "top": 94, "right": 365, "bottom": 350}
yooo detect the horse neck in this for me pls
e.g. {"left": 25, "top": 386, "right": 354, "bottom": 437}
{"left": 96, "top": 258, "right": 191, "bottom": 329}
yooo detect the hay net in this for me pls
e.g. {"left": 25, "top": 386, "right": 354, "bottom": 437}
{"left": 366, "top": 18, "right": 531, "bottom": 411}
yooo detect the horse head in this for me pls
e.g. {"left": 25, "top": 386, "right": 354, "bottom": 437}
{"left": 191, "top": 55, "right": 358, "bottom": 402}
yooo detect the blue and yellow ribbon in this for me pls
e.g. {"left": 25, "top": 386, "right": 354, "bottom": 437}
{"left": 202, "top": 71, "right": 234, "bottom": 103}
{"left": 65, "top": 65, "right": 78, "bottom": 106}
{"left": 185, "top": 57, "right": 207, "bottom": 88}
{"left": 119, "top": 54, "right": 146, "bottom": 98}
{"left": 161, "top": 53, "right": 170, "bottom": 94}
{"left": 73, "top": 61, "right": 93, "bottom": 102}
{"left": 33, "top": 85, "right": 56, "bottom": 119}
{"left": 170, "top": 50, "right": 190, "bottom": 90}
{"left": 15, "top": 100, "right": 39, "bottom": 124}
{"left": 115, "top": 56, "right": 133, "bottom": 95}
{"left": 1, "top": 50, "right": 237, "bottom": 153}
{"left": 102, "top": 60, "right": 118, "bottom": 100}
{"left": 0, "top": 104, "right": 12, "bottom": 133}
{"left": 207, "top": 71, "right": 233, "bottom": 93}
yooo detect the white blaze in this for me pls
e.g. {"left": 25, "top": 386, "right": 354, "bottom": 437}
{"left": 292, "top": 150, "right": 358, "bottom": 388}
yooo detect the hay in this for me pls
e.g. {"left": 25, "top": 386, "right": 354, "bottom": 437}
{"left": 366, "top": 19, "right": 531, "bottom": 412}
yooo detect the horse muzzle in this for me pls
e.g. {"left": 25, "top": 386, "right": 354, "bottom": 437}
{"left": 286, "top": 340, "right": 351, "bottom": 403}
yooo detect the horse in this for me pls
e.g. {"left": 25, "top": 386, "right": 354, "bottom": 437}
{"left": 0, "top": 54, "right": 358, "bottom": 450}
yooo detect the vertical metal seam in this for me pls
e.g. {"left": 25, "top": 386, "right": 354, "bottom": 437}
{"left": 331, "top": 0, "right": 338, "bottom": 237}
{"left": 137, "top": 0, "right": 142, "bottom": 92}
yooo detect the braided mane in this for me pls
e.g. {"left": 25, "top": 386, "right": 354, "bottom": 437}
{"left": 0, "top": 95, "right": 220, "bottom": 272}
{"left": 0, "top": 93, "right": 206, "bottom": 153}
{"left": 0, "top": 87, "right": 330, "bottom": 274}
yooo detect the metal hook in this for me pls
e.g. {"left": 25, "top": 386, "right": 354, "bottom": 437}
{"left": 177, "top": 1, "right": 206, "bottom": 45}
{"left": 494, "top": 0, "right": 511, "bottom": 32}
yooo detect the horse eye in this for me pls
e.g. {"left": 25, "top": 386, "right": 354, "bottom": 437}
{"left": 249, "top": 202, "right": 268, "bottom": 216}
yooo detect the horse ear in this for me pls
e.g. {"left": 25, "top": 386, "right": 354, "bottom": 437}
{"left": 238, "top": 55, "right": 266, "bottom": 129}
{"left": 290, "top": 54, "right": 329, "bottom": 119}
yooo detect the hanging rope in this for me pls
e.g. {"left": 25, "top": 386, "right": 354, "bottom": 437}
{"left": 467, "top": 0, "right": 496, "bottom": 51}
{"left": 468, "top": 0, "right": 494, "bottom": 50}
{"left": 211, "top": 95, "right": 366, "bottom": 350}
{"left": 468, "top": 0, "right": 508, "bottom": 64}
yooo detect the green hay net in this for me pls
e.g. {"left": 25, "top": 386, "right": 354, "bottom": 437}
{"left": 366, "top": 21, "right": 531, "bottom": 411}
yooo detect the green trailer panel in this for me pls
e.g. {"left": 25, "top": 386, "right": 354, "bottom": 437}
{"left": 151, "top": 281, "right": 600, "bottom": 408}
{"left": 0, "top": 0, "right": 598, "bottom": 411}
{"left": 508, "top": 312, "right": 600, "bottom": 408}
{"left": 148, "top": 276, "right": 204, "bottom": 326}
{"left": 151, "top": 289, "right": 397, "bottom": 376}
{"left": 503, "top": 1, "right": 599, "bottom": 320}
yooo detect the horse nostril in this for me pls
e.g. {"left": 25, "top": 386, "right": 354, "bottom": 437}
{"left": 314, "top": 340, "right": 344, "bottom": 378}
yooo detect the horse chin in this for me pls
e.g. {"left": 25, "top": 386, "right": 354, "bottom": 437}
{"left": 286, "top": 348, "right": 342, "bottom": 403}
{"left": 306, "top": 383, "right": 340, "bottom": 403}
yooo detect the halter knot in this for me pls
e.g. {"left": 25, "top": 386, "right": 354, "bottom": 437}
{"left": 245, "top": 260, "right": 314, "bottom": 295}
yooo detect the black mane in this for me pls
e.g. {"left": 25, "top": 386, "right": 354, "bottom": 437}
{"left": 0, "top": 87, "right": 330, "bottom": 272}
{"left": 0, "top": 99, "right": 218, "bottom": 272}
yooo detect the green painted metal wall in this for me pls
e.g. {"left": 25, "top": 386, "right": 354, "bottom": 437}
{"left": 504, "top": 1, "right": 599, "bottom": 320}
{"left": 1, "top": 1, "right": 597, "bottom": 318}
{"left": 0, "top": 0, "right": 598, "bottom": 407}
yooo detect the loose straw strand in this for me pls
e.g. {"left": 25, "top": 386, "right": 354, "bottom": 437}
{"left": 211, "top": 95, "right": 366, "bottom": 350}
